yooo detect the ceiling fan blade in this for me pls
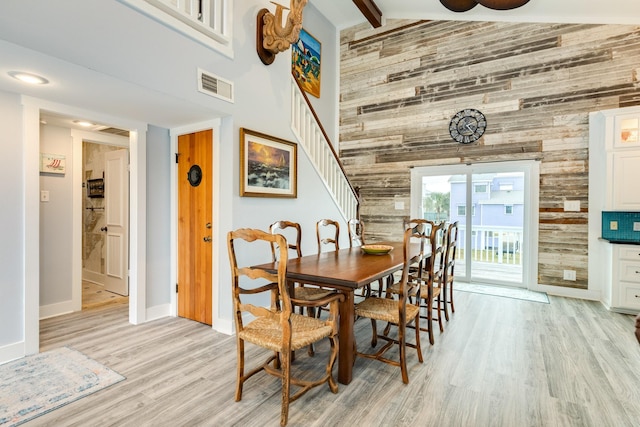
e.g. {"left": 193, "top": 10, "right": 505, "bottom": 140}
{"left": 476, "top": 0, "right": 531, "bottom": 10}
{"left": 439, "top": 0, "right": 479, "bottom": 13}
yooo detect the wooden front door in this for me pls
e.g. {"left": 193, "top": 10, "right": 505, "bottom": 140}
{"left": 177, "top": 129, "right": 213, "bottom": 325}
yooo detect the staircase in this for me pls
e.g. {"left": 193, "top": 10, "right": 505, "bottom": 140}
{"left": 290, "top": 77, "right": 359, "bottom": 221}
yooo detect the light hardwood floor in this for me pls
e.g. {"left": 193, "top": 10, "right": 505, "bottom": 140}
{"left": 82, "top": 281, "right": 128, "bottom": 310}
{"left": 34, "top": 291, "right": 640, "bottom": 427}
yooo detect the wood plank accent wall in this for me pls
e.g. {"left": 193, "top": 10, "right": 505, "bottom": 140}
{"left": 339, "top": 20, "right": 640, "bottom": 289}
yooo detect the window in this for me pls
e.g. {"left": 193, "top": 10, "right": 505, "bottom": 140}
{"left": 474, "top": 184, "right": 488, "bottom": 193}
{"left": 458, "top": 204, "right": 476, "bottom": 216}
{"left": 505, "top": 205, "right": 513, "bottom": 215}
{"left": 500, "top": 182, "right": 514, "bottom": 191}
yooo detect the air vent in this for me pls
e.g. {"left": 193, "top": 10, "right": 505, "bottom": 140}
{"left": 197, "top": 68, "right": 234, "bottom": 103}
{"left": 99, "top": 127, "right": 130, "bottom": 137}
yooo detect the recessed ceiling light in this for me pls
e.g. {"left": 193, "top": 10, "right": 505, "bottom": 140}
{"left": 73, "top": 120, "right": 94, "bottom": 127}
{"left": 8, "top": 71, "right": 49, "bottom": 85}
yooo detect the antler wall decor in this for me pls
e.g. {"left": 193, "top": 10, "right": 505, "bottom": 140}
{"left": 440, "top": 0, "right": 531, "bottom": 12}
{"left": 257, "top": 0, "right": 308, "bottom": 65}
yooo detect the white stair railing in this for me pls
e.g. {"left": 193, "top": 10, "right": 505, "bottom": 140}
{"left": 290, "top": 77, "right": 359, "bottom": 221}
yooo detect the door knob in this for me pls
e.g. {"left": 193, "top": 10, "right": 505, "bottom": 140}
{"left": 205, "top": 222, "right": 212, "bottom": 229}
{"left": 203, "top": 236, "right": 212, "bottom": 242}
{"left": 100, "top": 226, "right": 108, "bottom": 232}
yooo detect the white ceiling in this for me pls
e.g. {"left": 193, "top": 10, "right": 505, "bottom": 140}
{"left": 312, "top": 0, "right": 640, "bottom": 29}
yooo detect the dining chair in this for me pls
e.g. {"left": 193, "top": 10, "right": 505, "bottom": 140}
{"left": 227, "top": 228, "right": 344, "bottom": 426}
{"left": 270, "top": 221, "right": 335, "bottom": 354}
{"left": 314, "top": 219, "right": 342, "bottom": 318}
{"left": 316, "top": 218, "right": 340, "bottom": 252}
{"left": 269, "top": 220, "right": 335, "bottom": 305}
{"left": 440, "top": 221, "right": 459, "bottom": 319}
{"left": 347, "top": 218, "right": 364, "bottom": 248}
{"left": 387, "top": 219, "right": 445, "bottom": 345}
{"left": 347, "top": 218, "right": 384, "bottom": 298}
{"left": 354, "top": 226, "right": 425, "bottom": 384}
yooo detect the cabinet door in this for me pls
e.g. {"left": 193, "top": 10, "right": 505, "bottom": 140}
{"left": 614, "top": 114, "right": 640, "bottom": 148}
{"left": 612, "top": 151, "right": 640, "bottom": 210}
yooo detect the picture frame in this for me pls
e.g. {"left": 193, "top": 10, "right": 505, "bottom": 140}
{"left": 40, "top": 153, "right": 66, "bottom": 175}
{"left": 240, "top": 128, "right": 297, "bottom": 198}
{"left": 292, "top": 28, "right": 321, "bottom": 98}
{"left": 86, "top": 178, "right": 105, "bottom": 198}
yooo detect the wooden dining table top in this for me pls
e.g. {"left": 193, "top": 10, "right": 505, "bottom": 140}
{"left": 254, "top": 241, "right": 408, "bottom": 291}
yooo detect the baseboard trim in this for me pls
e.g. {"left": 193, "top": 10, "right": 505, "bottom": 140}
{"left": 146, "top": 304, "right": 170, "bottom": 322}
{"left": 40, "top": 300, "right": 75, "bottom": 319}
{"left": 531, "top": 283, "right": 601, "bottom": 302}
{"left": 0, "top": 341, "right": 25, "bottom": 365}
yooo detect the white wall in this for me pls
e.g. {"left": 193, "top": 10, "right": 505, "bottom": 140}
{"left": 0, "top": 0, "right": 345, "bottom": 361}
{"left": 210, "top": 1, "right": 345, "bottom": 330}
{"left": 0, "top": 91, "right": 24, "bottom": 361}
{"left": 301, "top": 3, "right": 339, "bottom": 144}
{"left": 39, "top": 124, "right": 74, "bottom": 310}
{"left": 146, "top": 125, "right": 171, "bottom": 308}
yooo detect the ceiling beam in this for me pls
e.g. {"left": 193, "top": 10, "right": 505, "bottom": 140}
{"left": 352, "top": 0, "right": 383, "bottom": 28}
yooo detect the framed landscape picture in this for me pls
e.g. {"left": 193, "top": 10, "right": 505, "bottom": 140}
{"left": 292, "top": 28, "right": 321, "bottom": 98}
{"left": 240, "top": 128, "right": 297, "bottom": 198}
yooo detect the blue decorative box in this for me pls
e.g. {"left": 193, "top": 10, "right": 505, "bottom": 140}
{"left": 601, "top": 211, "right": 640, "bottom": 243}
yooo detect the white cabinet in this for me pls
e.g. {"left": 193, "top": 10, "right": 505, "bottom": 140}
{"left": 611, "top": 245, "right": 640, "bottom": 312}
{"left": 611, "top": 150, "right": 640, "bottom": 210}
{"left": 588, "top": 106, "right": 640, "bottom": 314}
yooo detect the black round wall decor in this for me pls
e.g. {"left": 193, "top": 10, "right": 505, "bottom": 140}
{"left": 188, "top": 164, "right": 203, "bottom": 187}
{"left": 448, "top": 108, "right": 487, "bottom": 144}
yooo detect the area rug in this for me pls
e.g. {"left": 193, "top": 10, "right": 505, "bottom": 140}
{"left": 455, "top": 282, "right": 550, "bottom": 304}
{"left": 0, "top": 346, "right": 125, "bottom": 426}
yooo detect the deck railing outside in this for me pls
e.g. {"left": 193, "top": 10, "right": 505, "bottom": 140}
{"left": 455, "top": 224, "right": 523, "bottom": 283}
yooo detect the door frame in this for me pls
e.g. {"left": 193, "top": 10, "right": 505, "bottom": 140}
{"left": 75, "top": 134, "right": 130, "bottom": 305}
{"left": 169, "top": 119, "right": 223, "bottom": 327}
{"left": 24, "top": 96, "right": 147, "bottom": 355}
{"left": 410, "top": 160, "right": 540, "bottom": 290}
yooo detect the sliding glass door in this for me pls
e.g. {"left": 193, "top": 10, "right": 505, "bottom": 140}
{"left": 411, "top": 161, "right": 539, "bottom": 288}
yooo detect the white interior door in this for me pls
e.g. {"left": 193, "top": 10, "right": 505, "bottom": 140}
{"left": 104, "top": 149, "right": 129, "bottom": 296}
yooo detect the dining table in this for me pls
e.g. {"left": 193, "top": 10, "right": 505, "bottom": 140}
{"left": 253, "top": 240, "right": 421, "bottom": 385}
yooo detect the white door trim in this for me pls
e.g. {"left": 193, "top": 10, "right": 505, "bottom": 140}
{"left": 410, "top": 160, "right": 540, "bottom": 290}
{"left": 71, "top": 130, "right": 129, "bottom": 311}
{"left": 23, "top": 95, "right": 147, "bottom": 357}
{"left": 169, "top": 119, "right": 222, "bottom": 328}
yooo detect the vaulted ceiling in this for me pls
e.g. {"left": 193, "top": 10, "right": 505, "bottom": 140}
{"left": 312, "top": 0, "right": 640, "bottom": 29}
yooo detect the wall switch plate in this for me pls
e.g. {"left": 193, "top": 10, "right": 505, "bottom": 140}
{"left": 563, "top": 269, "right": 577, "bottom": 281}
{"left": 394, "top": 201, "right": 404, "bottom": 210}
{"left": 634, "top": 222, "right": 640, "bottom": 232}
{"left": 610, "top": 221, "right": 618, "bottom": 231}
{"left": 563, "top": 200, "right": 580, "bottom": 212}
{"left": 40, "top": 190, "right": 49, "bottom": 202}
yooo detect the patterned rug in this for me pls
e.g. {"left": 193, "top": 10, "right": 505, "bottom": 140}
{"left": 0, "top": 347, "right": 125, "bottom": 426}
{"left": 455, "top": 282, "right": 550, "bottom": 304}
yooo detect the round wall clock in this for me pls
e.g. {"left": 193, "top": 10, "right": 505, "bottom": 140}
{"left": 449, "top": 108, "right": 487, "bottom": 144}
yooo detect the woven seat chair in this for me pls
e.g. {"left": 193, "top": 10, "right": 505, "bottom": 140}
{"left": 314, "top": 219, "right": 342, "bottom": 318}
{"left": 270, "top": 220, "right": 335, "bottom": 306}
{"left": 440, "top": 221, "right": 459, "bottom": 320}
{"left": 227, "top": 228, "right": 344, "bottom": 427}
{"left": 347, "top": 218, "right": 385, "bottom": 298}
{"left": 387, "top": 219, "right": 446, "bottom": 345}
{"left": 270, "top": 220, "right": 335, "bottom": 355}
{"left": 354, "top": 226, "right": 425, "bottom": 384}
